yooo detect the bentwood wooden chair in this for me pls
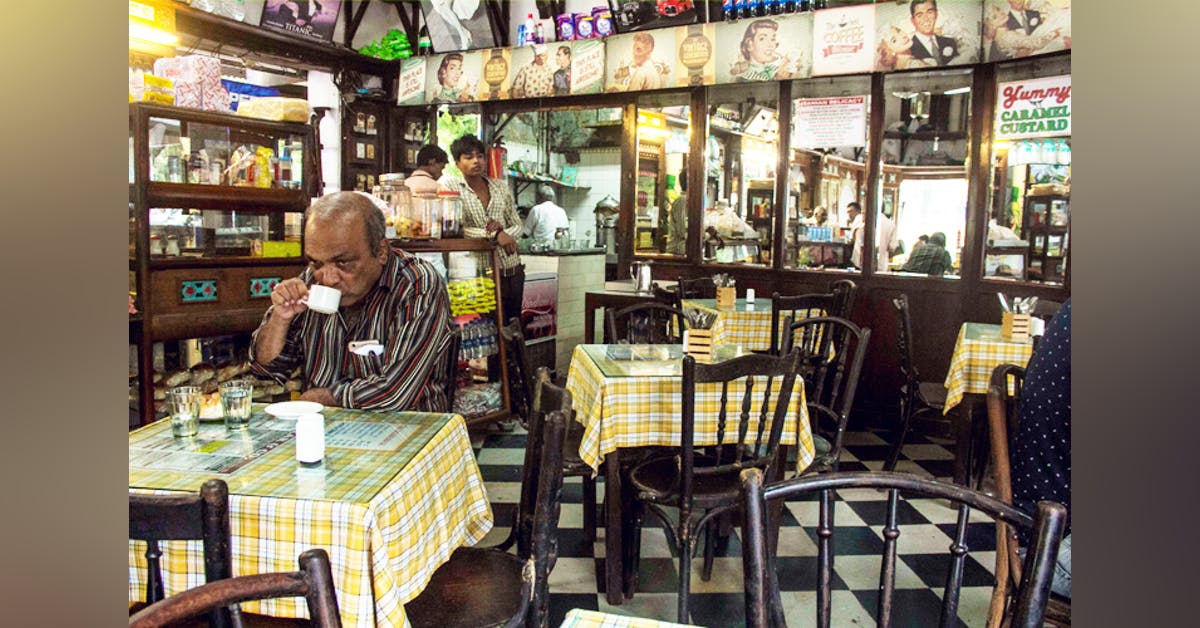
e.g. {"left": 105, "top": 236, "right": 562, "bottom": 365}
{"left": 129, "top": 479, "right": 235, "bottom": 628}
{"left": 769, "top": 293, "right": 836, "bottom": 355}
{"left": 781, "top": 316, "right": 870, "bottom": 474}
{"left": 405, "top": 380, "right": 569, "bottom": 628}
{"left": 606, "top": 302, "right": 689, "bottom": 345}
{"left": 500, "top": 318, "right": 536, "bottom": 429}
{"left": 985, "top": 364, "right": 1071, "bottom": 628}
{"left": 626, "top": 351, "right": 802, "bottom": 623}
{"left": 884, "top": 293, "right": 956, "bottom": 472}
{"left": 740, "top": 469, "right": 1067, "bottom": 628}
{"left": 129, "top": 549, "right": 341, "bottom": 628}
{"left": 829, "top": 279, "right": 859, "bottom": 319}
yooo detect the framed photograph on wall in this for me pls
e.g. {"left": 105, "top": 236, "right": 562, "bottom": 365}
{"left": 420, "top": 0, "right": 498, "bottom": 53}
{"left": 260, "top": 0, "right": 342, "bottom": 43}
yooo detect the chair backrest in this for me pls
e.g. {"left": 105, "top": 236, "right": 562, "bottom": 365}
{"left": 499, "top": 317, "right": 534, "bottom": 428}
{"left": 676, "top": 351, "right": 802, "bottom": 517}
{"left": 512, "top": 367, "right": 573, "bottom": 558}
{"left": 1031, "top": 299, "right": 1063, "bottom": 322}
{"left": 740, "top": 469, "right": 1067, "bottom": 628}
{"left": 985, "top": 363, "right": 1028, "bottom": 622}
{"left": 441, "top": 327, "right": 461, "bottom": 412}
{"left": 129, "top": 479, "right": 233, "bottom": 628}
{"left": 829, "top": 279, "right": 858, "bottom": 319}
{"left": 606, "top": 302, "right": 688, "bottom": 345}
{"left": 769, "top": 292, "right": 839, "bottom": 354}
{"left": 652, "top": 282, "right": 681, "bottom": 309}
{"left": 518, "top": 389, "right": 569, "bottom": 628}
{"left": 892, "top": 293, "right": 920, "bottom": 386}
{"left": 781, "top": 315, "right": 871, "bottom": 470}
{"left": 129, "top": 548, "right": 342, "bottom": 628}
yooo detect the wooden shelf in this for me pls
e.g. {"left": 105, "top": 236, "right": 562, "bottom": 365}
{"left": 149, "top": 256, "right": 304, "bottom": 270}
{"left": 391, "top": 237, "right": 497, "bottom": 253}
{"left": 145, "top": 182, "right": 309, "bottom": 211}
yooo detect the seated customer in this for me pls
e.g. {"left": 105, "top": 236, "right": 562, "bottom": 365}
{"left": 1012, "top": 298, "right": 1071, "bottom": 599}
{"left": 249, "top": 192, "right": 454, "bottom": 412}
{"left": 900, "top": 231, "right": 953, "bottom": 276}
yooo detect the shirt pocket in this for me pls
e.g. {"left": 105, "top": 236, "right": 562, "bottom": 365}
{"left": 348, "top": 349, "right": 385, "bottom": 379}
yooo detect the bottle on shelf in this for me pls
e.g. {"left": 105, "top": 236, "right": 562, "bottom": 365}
{"left": 723, "top": 0, "right": 735, "bottom": 20}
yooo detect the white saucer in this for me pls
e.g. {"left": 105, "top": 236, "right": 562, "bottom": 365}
{"left": 263, "top": 401, "right": 324, "bottom": 419}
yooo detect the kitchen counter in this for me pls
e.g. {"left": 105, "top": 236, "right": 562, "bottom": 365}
{"left": 520, "top": 247, "right": 607, "bottom": 257}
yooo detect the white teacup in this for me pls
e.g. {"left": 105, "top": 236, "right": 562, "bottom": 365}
{"left": 306, "top": 284, "right": 342, "bottom": 314}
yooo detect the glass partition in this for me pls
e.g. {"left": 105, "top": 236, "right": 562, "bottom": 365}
{"left": 784, "top": 75, "right": 870, "bottom": 272}
{"left": 987, "top": 55, "right": 1072, "bottom": 284}
{"left": 634, "top": 95, "right": 690, "bottom": 258}
{"left": 146, "top": 117, "right": 304, "bottom": 189}
{"left": 702, "top": 83, "right": 778, "bottom": 266}
{"left": 877, "top": 69, "right": 973, "bottom": 278}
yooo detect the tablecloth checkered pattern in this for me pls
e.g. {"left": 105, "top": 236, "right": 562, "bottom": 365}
{"left": 559, "top": 608, "right": 699, "bottom": 628}
{"left": 943, "top": 323, "right": 1034, "bottom": 413}
{"left": 128, "top": 407, "right": 493, "bottom": 627}
{"left": 565, "top": 345, "right": 814, "bottom": 473}
{"left": 682, "top": 299, "right": 775, "bottom": 351}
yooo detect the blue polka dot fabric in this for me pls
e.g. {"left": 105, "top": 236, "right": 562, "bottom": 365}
{"left": 1011, "top": 299, "right": 1071, "bottom": 541}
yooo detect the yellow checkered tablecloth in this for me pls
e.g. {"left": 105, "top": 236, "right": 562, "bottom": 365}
{"left": 565, "top": 345, "right": 814, "bottom": 473}
{"left": 128, "top": 407, "right": 493, "bottom": 627}
{"left": 560, "top": 608, "right": 699, "bottom": 627}
{"left": 943, "top": 323, "right": 1034, "bottom": 412}
{"left": 682, "top": 298, "right": 775, "bottom": 351}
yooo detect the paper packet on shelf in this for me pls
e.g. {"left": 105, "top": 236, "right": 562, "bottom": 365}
{"left": 236, "top": 97, "right": 311, "bottom": 122}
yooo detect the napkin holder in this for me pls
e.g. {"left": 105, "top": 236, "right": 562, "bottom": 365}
{"left": 1001, "top": 312, "right": 1032, "bottom": 341}
{"left": 683, "top": 329, "right": 714, "bottom": 363}
{"left": 715, "top": 286, "right": 736, "bottom": 310}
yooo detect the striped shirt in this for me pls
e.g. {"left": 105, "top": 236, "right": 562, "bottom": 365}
{"left": 248, "top": 246, "right": 454, "bottom": 413}
{"left": 441, "top": 175, "right": 523, "bottom": 272}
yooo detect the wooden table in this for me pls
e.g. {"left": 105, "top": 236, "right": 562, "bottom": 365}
{"left": 583, "top": 280, "right": 677, "bottom": 344}
{"left": 681, "top": 298, "right": 779, "bottom": 351}
{"left": 565, "top": 344, "right": 812, "bottom": 604}
{"left": 128, "top": 406, "right": 492, "bottom": 627}
{"left": 943, "top": 323, "right": 1034, "bottom": 485}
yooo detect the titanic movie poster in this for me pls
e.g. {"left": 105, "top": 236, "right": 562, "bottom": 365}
{"left": 983, "top": 0, "right": 1071, "bottom": 62}
{"left": 873, "top": 0, "right": 982, "bottom": 72}
{"left": 260, "top": 0, "right": 342, "bottom": 43}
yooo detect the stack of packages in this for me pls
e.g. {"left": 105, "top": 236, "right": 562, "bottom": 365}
{"left": 153, "top": 55, "right": 231, "bottom": 112}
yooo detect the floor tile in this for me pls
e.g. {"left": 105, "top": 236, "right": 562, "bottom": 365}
{"left": 548, "top": 557, "right": 606, "bottom": 594}
{"left": 687, "top": 592, "right": 747, "bottom": 627}
{"left": 688, "top": 557, "right": 747, "bottom": 594}
{"left": 900, "top": 553, "right": 998, "bottom": 589}
{"left": 845, "top": 499, "right": 932, "bottom": 527}
{"left": 901, "top": 443, "right": 957, "bottom": 461}
{"left": 475, "top": 446, "right": 527, "bottom": 466}
{"left": 853, "top": 588, "right": 968, "bottom": 628}
{"left": 549, "top": 594, "right": 601, "bottom": 628}
{"left": 831, "top": 554, "right": 928, "bottom": 591}
{"left": 869, "top": 523, "right": 955, "bottom": 554}
{"left": 774, "top": 556, "right": 849, "bottom": 591}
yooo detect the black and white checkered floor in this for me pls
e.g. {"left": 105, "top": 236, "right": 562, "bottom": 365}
{"left": 469, "top": 425, "right": 1000, "bottom": 628}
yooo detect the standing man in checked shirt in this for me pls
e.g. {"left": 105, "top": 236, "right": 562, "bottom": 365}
{"left": 442, "top": 134, "right": 526, "bottom": 324}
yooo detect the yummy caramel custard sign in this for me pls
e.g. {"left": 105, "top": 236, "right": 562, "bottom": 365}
{"left": 995, "top": 74, "right": 1071, "bottom": 139}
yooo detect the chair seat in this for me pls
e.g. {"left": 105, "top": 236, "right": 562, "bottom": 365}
{"left": 628, "top": 454, "right": 750, "bottom": 508}
{"left": 405, "top": 547, "right": 526, "bottom": 628}
{"left": 918, "top": 381, "right": 948, "bottom": 408}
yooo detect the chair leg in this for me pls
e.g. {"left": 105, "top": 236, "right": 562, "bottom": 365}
{"left": 702, "top": 518, "right": 716, "bottom": 581}
{"left": 678, "top": 532, "right": 694, "bottom": 624}
{"left": 884, "top": 397, "right": 912, "bottom": 472}
{"left": 583, "top": 474, "right": 597, "bottom": 544}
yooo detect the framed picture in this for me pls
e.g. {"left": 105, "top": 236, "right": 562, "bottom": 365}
{"left": 609, "top": 0, "right": 698, "bottom": 34}
{"left": 420, "top": 0, "right": 498, "bottom": 53}
{"left": 260, "top": 0, "right": 341, "bottom": 43}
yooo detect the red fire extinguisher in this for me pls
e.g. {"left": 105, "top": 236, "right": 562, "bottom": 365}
{"left": 488, "top": 136, "right": 507, "bottom": 179}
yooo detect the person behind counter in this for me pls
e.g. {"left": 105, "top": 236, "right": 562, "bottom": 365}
{"left": 249, "top": 192, "right": 454, "bottom": 412}
{"left": 405, "top": 144, "right": 449, "bottom": 195}
{"left": 900, "top": 230, "right": 953, "bottom": 276}
{"left": 524, "top": 184, "right": 570, "bottom": 243}
{"left": 441, "top": 134, "right": 525, "bottom": 322}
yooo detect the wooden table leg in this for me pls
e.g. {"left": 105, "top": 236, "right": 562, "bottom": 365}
{"left": 585, "top": 294, "right": 599, "bottom": 344}
{"left": 953, "top": 395, "right": 986, "bottom": 487}
{"left": 604, "top": 450, "right": 625, "bottom": 605}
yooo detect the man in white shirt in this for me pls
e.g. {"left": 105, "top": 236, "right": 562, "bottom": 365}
{"left": 848, "top": 202, "right": 866, "bottom": 268}
{"left": 875, "top": 208, "right": 899, "bottom": 271}
{"left": 624, "top": 32, "right": 662, "bottom": 91}
{"left": 523, "top": 184, "right": 569, "bottom": 242}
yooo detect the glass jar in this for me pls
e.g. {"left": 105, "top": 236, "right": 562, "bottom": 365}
{"left": 438, "top": 189, "right": 462, "bottom": 238}
{"left": 411, "top": 192, "right": 439, "bottom": 239}
{"left": 378, "top": 173, "right": 408, "bottom": 239}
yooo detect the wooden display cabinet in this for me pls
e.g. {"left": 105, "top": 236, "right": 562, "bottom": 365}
{"left": 129, "top": 103, "right": 316, "bottom": 426}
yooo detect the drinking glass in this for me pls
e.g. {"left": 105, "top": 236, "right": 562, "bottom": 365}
{"left": 166, "top": 386, "right": 200, "bottom": 438}
{"left": 220, "top": 380, "right": 253, "bottom": 430}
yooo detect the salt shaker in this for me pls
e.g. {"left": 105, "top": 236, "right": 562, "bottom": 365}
{"left": 295, "top": 413, "right": 325, "bottom": 466}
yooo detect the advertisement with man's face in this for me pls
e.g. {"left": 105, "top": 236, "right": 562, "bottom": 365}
{"left": 714, "top": 12, "right": 812, "bottom": 85}
{"left": 983, "top": 0, "right": 1071, "bottom": 62}
{"left": 605, "top": 31, "right": 673, "bottom": 92}
{"left": 874, "top": 0, "right": 982, "bottom": 72}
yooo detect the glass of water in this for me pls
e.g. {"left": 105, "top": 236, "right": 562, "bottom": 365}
{"left": 166, "top": 386, "right": 201, "bottom": 438}
{"left": 220, "top": 379, "right": 254, "bottom": 431}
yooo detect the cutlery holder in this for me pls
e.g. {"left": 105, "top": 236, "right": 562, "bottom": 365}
{"left": 715, "top": 287, "right": 736, "bottom": 310}
{"left": 683, "top": 329, "right": 714, "bottom": 363}
{"left": 1002, "top": 312, "right": 1032, "bottom": 341}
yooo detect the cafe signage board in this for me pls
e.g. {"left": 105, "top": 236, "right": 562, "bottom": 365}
{"left": 994, "top": 74, "right": 1071, "bottom": 140}
{"left": 397, "top": 57, "right": 426, "bottom": 105}
{"left": 793, "top": 96, "right": 868, "bottom": 148}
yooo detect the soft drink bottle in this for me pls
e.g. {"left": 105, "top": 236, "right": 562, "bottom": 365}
{"left": 735, "top": 0, "right": 748, "bottom": 19}
{"left": 768, "top": 0, "right": 782, "bottom": 15}
{"left": 723, "top": 0, "right": 736, "bottom": 21}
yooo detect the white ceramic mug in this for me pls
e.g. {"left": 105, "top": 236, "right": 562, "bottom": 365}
{"left": 306, "top": 284, "right": 342, "bottom": 314}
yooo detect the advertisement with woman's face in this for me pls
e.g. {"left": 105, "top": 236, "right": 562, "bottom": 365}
{"left": 425, "top": 51, "right": 482, "bottom": 104}
{"left": 714, "top": 12, "right": 812, "bottom": 84}
{"left": 874, "top": 0, "right": 982, "bottom": 72}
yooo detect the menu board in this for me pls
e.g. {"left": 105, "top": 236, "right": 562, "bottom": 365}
{"left": 793, "top": 96, "right": 868, "bottom": 149}
{"left": 811, "top": 4, "right": 875, "bottom": 76}
{"left": 994, "top": 74, "right": 1071, "bottom": 140}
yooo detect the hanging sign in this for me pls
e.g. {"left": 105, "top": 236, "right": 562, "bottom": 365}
{"left": 571, "top": 39, "right": 605, "bottom": 95}
{"left": 397, "top": 57, "right": 426, "bottom": 105}
{"left": 811, "top": 4, "right": 875, "bottom": 76}
{"left": 793, "top": 96, "right": 867, "bottom": 148}
{"left": 994, "top": 74, "right": 1071, "bottom": 139}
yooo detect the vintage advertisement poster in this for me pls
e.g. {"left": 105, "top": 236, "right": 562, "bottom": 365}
{"left": 397, "top": 57, "right": 427, "bottom": 105}
{"left": 714, "top": 11, "right": 812, "bottom": 85}
{"left": 260, "top": 0, "right": 342, "bottom": 43}
{"left": 511, "top": 44, "right": 558, "bottom": 99}
{"left": 571, "top": 39, "right": 606, "bottom": 95}
{"left": 673, "top": 23, "right": 715, "bottom": 87}
{"left": 793, "top": 96, "right": 868, "bottom": 148}
{"left": 994, "top": 74, "right": 1071, "bottom": 140}
{"left": 425, "top": 50, "right": 482, "bottom": 104}
{"left": 874, "top": 0, "right": 982, "bottom": 72}
{"left": 605, "top": 31, "right": 674, "bottom": 92}
{"left": 811, "top": 3, "right": 875, "bottom": 76}
{"left": 609, "top": 0, "right": 699, "bottom": 33}
{"left": 420, "top": 0, "right": 498, "bottom": 52}
{"left": 983, "top": 0, "right": 1071, "bottom": 62}
{"left": 477, "top": 47, "right": 513, "bottom": 100}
